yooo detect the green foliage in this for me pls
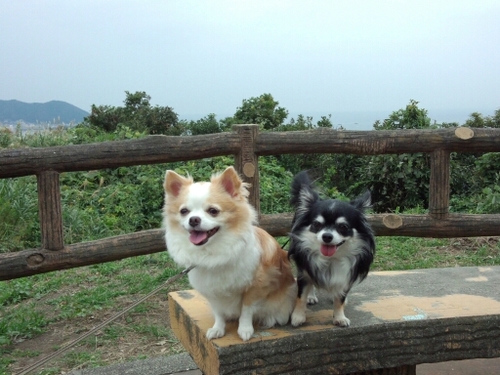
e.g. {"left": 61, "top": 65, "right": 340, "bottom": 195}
{"left": 373, "top": 99, "right": 431, "bottom": 130}
{"left": 0, "top": 177, "right": 41, "bottom": 252}
{"left": 259, "top": 157, "right": 294, "bottom": 214}
{"left": 84, "top": 91, "right": 181, "bottom": 135}
{"left": 464, "top": 109, "right": 500, "bottom": 128}
{"left": 183, "top": 113, "right": 223, "bottom": 135}
{"left": 233, "top": 93, "right": 288, "bottom": 130}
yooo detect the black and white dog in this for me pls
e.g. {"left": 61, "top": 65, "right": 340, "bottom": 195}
{"left": 288, "top": 171, "right": 375, "bottom": 327}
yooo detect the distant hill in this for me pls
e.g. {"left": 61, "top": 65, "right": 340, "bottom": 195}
{"left": 0, "top": 99, "right": 89, "bottom": 124}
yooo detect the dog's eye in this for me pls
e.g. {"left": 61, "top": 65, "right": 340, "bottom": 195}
{"left": 310, "top": 221, "right": 323, "bottom": 232}
{"left": 180, "top": 208, "right": 189, "bottom": 215}
{"left": 207, "top": 207, "right": 219, "bottom": 217}
{"left": 337, "top": 223, "right": 349, "bottom": 233}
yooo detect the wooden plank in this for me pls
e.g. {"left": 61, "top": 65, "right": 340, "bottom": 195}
{"left": 169, "top": 266, "right": 500, "bottom": 375}
{"left": 37, "top": 170, "right": 64, "bottom": 250}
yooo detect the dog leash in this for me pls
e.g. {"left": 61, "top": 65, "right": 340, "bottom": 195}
{"left": 281, "top": 237, "right": 290, "bottom": 250}
{"left": 17, "top": 265, "right": 194, "bottom": 375}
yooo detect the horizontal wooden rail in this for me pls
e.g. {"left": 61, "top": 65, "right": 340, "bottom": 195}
{"left": 0, "top": 133, "right": 241, "bottom": 178}
{"left": 0, "top": 229, "right": 166, "bottom": 281}
{"left": 256, "top": 127, "right": 500, "bottom": 155}
{"left": 2, "top": 128, "right": 500, "bottom": 179}
{"left": 261, "top": 213, "right": 500, "bottom": 237}
{"left": 3, "top": 213, "right": 500, "bottom": 280}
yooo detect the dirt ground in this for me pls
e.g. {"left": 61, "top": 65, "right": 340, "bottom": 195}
{"left": 7, "top": 288, "right": 186, "bottom": 374}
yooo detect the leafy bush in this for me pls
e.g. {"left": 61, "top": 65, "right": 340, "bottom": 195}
{"left": 84, "top": 91, "right": 181, "bottom": 135}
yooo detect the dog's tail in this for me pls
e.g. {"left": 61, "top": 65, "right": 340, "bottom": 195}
{"left": 290, "top": 171, "right": 319, "bottom": 208}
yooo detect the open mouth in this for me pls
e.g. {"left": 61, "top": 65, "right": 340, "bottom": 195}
{"left": 320, "top": 240, "right": 345, "bottom": 257}
{"left": 189, "top": 227, "right": 219, "bottom": 246}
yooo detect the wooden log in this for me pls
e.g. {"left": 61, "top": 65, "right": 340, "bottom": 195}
{"left": 429, "top": 149, "right": 450, "bottom": 219}
{"left": 0, "top": 229, "right": 166, "bottom": 281}
{"left": 169, "top": 266, "right": 500, "bottom": 374}
{"left": 37, "top": 170, "right": 64, "bottom": 250}
{"left": 260, "top": 213, "right": 500, "bottom": 238}
{"left": 2, "top": 128, "right": 500, "bottom": 179}
{"left": 2, "top": 213, "right": 500, "bottom": 280}
{"left": 233, "top": 124, "right": 260, "bottom": 212}
{"left": 256, "top": 127, "right": 500, "bottom": 156}
{"left": 0, "top": 133, "right": 241, "bottom": 178}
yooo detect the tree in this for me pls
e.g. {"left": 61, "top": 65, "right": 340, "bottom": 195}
{"left": 233, "top": 93, "right": 288, "bottom": 130}
{"left": 84, "top": 91, "right": 180, "bottom": 135}
{"left": 465, "top": 109, "right": 500, "bottom": 128}
{"left": 184, "top": 113, "right": 222, "bottom": 135}
{"left": 374, "top": 99, "right": 431, "bottom": 130}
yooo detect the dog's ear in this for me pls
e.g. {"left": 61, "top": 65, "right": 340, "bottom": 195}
{"left": 351, "top": 190, "right": 372, "bottom": 211}
{"left": 291, "top": 171, "right": 319, "bottom": 210}
{"left": 215, "top": 166, "right": 244, "bottom": 198}
{"left": 164, "top": 170, "right": 192, "bottom": 197}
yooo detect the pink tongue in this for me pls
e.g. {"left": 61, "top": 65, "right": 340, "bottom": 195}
{"left": 189, "top": 231, "right": 208, "bottom": 245}
{"left": 321, "top": 244, "right": 337, "bottom": 257}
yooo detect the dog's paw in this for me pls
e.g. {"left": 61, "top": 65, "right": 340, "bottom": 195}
{"left": 291, "top": 310, "right": 306, "bottom": 327}
{"left": 261, "top": 316, "right": 277, "bottom": 329}
{"left": 333, "top": 316, "right": 351, "bottom": 327}
{"left": 307, "top": 294, "right": 319, "bottom": 305}
{"left": 237, "top": 324, "right": 254, "bottom": 341}
{"left": 206, "top": 326, "right": 225, "bottom": 340}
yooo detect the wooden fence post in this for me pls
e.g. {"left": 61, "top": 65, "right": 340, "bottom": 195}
{"left": 233, "top": 124, "right": 260, "bottom": 215}
{"left": 37, "top": 170, "right": 64, "bottom": 250}
{"left": 429, "top": 149, "right": 450, "bottom": 219}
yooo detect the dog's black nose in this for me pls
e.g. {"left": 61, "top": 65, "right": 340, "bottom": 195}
{"left": 322, "top": 233, "right": 333, "bottom": 243}
{"left": 189, "top": 216, "right": 201, "bottom": 227}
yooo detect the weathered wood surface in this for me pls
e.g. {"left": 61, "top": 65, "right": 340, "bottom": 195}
{"left": 0, "top": 229, "right": 166, "bottom": 280}
{"left": 256, "top": 127, "right": 500, "bottom": 155}
{"left": 0, "top": 133, "right": 241, "bottom": 178}
{"left": 37, "top": 170, "right": 64, "bottom": 250}
{"left": 233, "top": 124, "right": 260, "bottom": 212}
{"left": 2, "top": 213, "right": 500, "bottom": 280}
{"left": 169, "top": 266, "right": 500, "bottom": 375}
{"left": 260, "top": 213, "right": 500, "bottom": 238}
{"left": 2, "top": 127, "right": 500, "bottom": 179}
{"left": 429, "top": 149, "right": 450, "bottom": 219}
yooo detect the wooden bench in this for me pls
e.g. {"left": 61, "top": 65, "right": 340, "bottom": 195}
{"left": 169, "top": 265, "right": 500, "bottom": 375}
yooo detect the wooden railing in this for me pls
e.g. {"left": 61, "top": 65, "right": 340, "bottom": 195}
{"left": 1, "top": 125, "right": 500, "bottom": 281}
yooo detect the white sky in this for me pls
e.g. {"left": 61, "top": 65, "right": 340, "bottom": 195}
{"left": 1, "top": 0, "right": 499, "bottom": 125}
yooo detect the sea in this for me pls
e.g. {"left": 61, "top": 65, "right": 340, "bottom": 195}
{"left": 182, "top": 108, "right": 497, "bottom": 131}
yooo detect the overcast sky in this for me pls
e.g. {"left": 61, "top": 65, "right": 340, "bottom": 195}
{"left": 1, "top": 1, "right": 499, "bottom": 128}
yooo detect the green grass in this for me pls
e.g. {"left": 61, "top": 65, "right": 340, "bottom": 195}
{"left": 374, "top": 236, "right": 500, "bottom": 270}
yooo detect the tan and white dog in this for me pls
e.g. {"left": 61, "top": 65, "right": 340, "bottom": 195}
{"left": 162, "top": 166, "right": 297, "bottom": 341}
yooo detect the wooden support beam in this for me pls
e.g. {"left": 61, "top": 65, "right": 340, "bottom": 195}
{"left": 429, "top": 149, "right": 450, "bottom": 219}
{"left": 37, "top": 170, "right": 64, "bottom": 251}
{"left": 233, "top": 124, "right": 260, "bottom": 213}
